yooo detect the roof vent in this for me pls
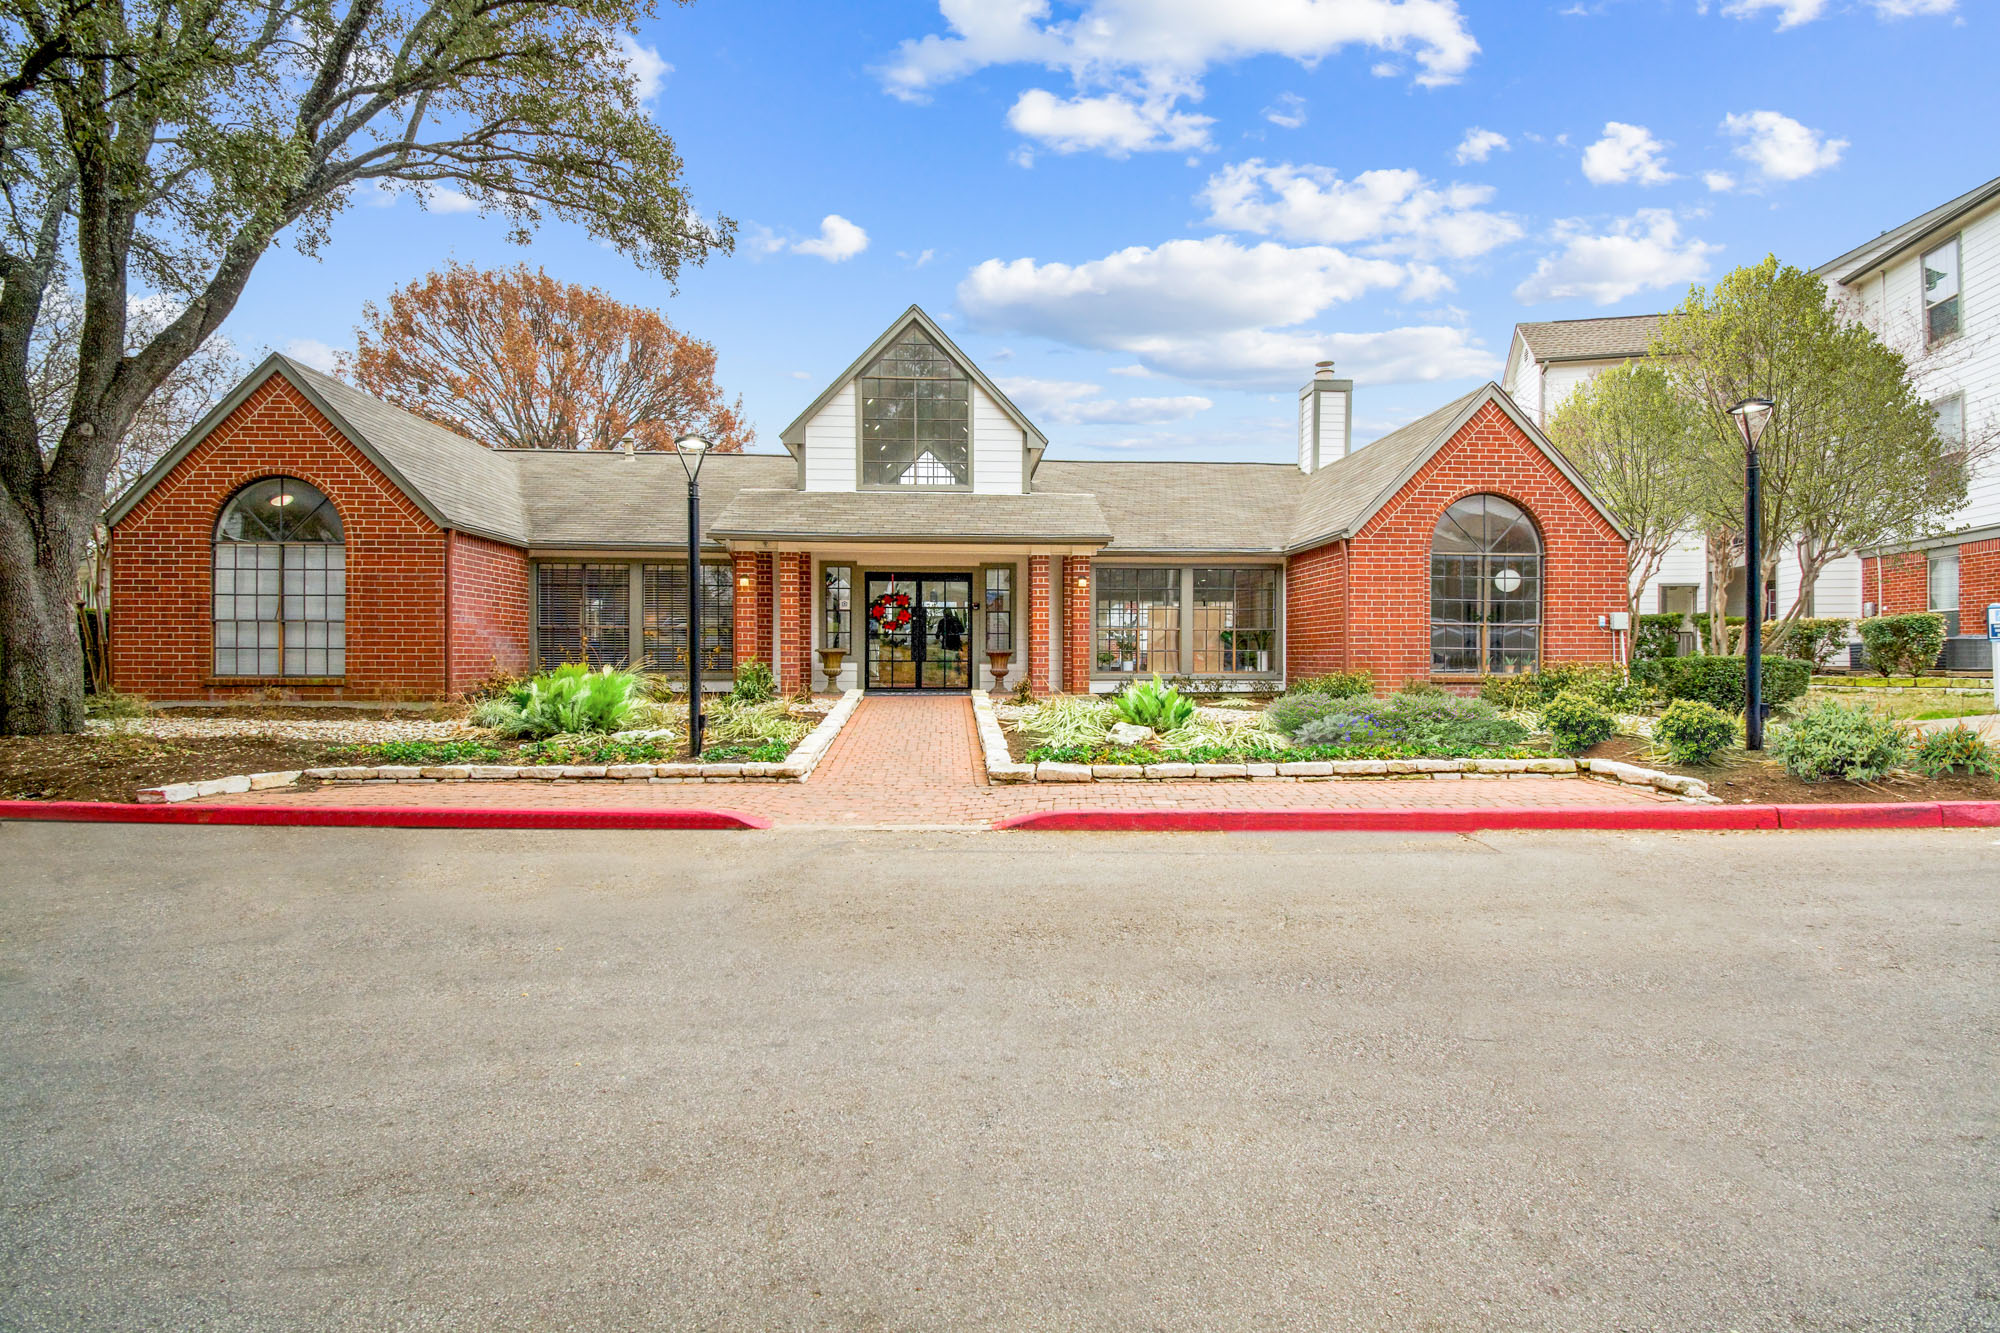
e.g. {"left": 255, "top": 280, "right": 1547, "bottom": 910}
{"left": 1314, "top": 360, "right": 1336, "bottom": 381}
{"left": 619, "top": 433, "right": 636, "bottom": 457}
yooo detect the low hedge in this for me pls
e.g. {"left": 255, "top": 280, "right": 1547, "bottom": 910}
{"left": 1633, "top": 613, "right": 1686, "bottom": 662}
{"left": 1721, "top": 616, "right": 1853, "bottom": 671}
{"left": 1858, "top": 613, "right": 1947, "bottom": 678}
{"left": 1630, "top": 654, "right": 1811, "bottom": 713}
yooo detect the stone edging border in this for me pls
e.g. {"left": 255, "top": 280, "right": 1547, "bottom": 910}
{"left": 134, "top": 690, "right": 866, "bottom": 804}
{"left": 970, "top": 690, "right": 1715, "bottom": 802}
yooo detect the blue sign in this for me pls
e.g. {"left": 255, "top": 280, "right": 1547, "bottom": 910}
{"left": 1989, "top": 602, "right": 2000, "bottom": 641}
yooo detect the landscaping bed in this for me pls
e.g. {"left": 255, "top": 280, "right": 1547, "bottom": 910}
{"left": 1581, "top": 735, "right": 2000, "bottom": 806}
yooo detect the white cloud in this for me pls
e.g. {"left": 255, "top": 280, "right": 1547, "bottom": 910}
{"left": 1513, "top": 209, "right": 1720, "bottom": 306}
{"left": 1703, "top": 170, "right": 1737, "bottom": 192}
{"left": 1580, "top": 122, "right": 1674, "bottom": 186}
{"left": 958, "top": 234, "right": 1494, "bottom": 388}
{"left": 283, "top": 338, "right": 340, "bottom": 373}
{"left": 1263, "top": 92, "right": 1307, "bottom": 129}
{"left": 1007, "top": 88, "right": 1212, "bottom": 155}
{"left": 617, "top": 33, "right": 671, "bottom": 101}
{"left": 422, "top": 185, "right": 478, "bottom": 213}
{"left": 897, "top": 247, "right": 937, "bottom": 267}
{"left": 1724, "top": 0, "right": 1952, "bottom": 23}
{"left": 1721, "top": 110, "right": 1846, "bottom": 182}
{"left": 787, "top": 370, "right": 813, "bottom": 380}
{"left": 792, "top": 214, "right": 870, "bottom": 262}
{"left": 1201, "top": 159, "right": 1522, "bottom": 260}
{"left": 1108, "top": 364, "right": 1152, "bottom": 378}
{"left": 1370, "top": 61, "right": 1401, "bottom": 77}
{"left": 878, "top": 0, "right": 1481, "bottom": 100}
{"left": 996, "top": 376, "right": 1213, "bottom": 425}
{"left": 1454, "top": 127, "right": 1509, "bottom": 164}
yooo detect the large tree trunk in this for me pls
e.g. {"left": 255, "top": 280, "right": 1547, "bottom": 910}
{"left": 0, "top": 515, "right": 88, "bottom": 734}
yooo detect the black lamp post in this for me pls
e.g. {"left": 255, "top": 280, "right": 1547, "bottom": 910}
{"left": 673, "top": 432, "right": 713, "bottom": 757}
{"left": 1728, "top": 398, "right": 1774, "bottom": 749}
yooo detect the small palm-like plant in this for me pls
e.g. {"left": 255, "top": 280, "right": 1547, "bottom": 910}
{"left": 1113, "top": 674, "right": 1196, "bottom": 731}
{"left": 474, "top": 664, "right": 641, "bottom": 738}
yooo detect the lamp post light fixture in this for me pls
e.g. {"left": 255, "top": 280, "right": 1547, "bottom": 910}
{"left": 673, "top": 432, "right": 713, "bottom": 757}
{"left": 1728, "top": 397, "right": 1775, "bottom": 750}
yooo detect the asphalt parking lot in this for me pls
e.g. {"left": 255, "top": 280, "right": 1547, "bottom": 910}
{"left": 3, "top": 823, "right": 1997, "bottom": 1330}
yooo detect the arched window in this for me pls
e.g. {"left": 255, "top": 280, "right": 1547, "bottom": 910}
{"left": 1430, "top": 494, "right": 1540, "bottom": 676}
{"left": 213, "top": 477, "right": 346, "bottom": 677}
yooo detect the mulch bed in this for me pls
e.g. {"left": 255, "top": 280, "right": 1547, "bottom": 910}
{"left": 0, "top": 733, "right": 345, "bottom": 803}
{"left": 1582, "top": 736, "right": 2000, "bottom": 805}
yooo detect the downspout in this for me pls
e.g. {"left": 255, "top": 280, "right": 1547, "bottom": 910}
{"left": 442, "top": 530, "right": 455, "bottom": 698}
{"left": 1341, "top": 539, "right": 1353, "bottom": 674}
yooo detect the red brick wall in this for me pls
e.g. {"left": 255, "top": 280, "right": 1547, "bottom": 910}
{"left": 1961, "top": 538, "right": 2000, "bottom": 630}
{"left": 1283, "top": 540, "right": 1347, "bottom": 680}
{"left": 1060, "top": 555, "right": 1092, "bottom": 692}
{"left": 777, "top": 551, "right": 811, "bottom": 693}
{"left": 1301, "top": 400, "right": 1626, "bottom": 690}
{"left": 447, "top": 532, "right": 529, "bottom": 693}
{"left": 732, "top": 550, "right": 773, "bottom": 668}
{"left": 110, "top": 374, "right": 466, "bottom": 702}
{"left": 1027, "top": 556, "right": 1052, "bottom": 694}
{"left": 1864, "top": 551, "right": 1928, "bottom": 615}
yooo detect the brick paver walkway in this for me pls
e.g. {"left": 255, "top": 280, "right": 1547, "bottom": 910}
{"left": 194, "top": 694, "right": 1679, "bottom": 827}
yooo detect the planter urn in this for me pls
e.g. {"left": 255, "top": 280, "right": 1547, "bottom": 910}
{"left": 986, "top": 650, "right": 1012, "bottom": 681}
{"left": 817, "top": 647, "right": 847, "bottom": 679}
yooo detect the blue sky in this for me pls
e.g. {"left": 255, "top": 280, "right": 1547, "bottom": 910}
{"left": 232, "top": 0, "right": 1989, "bottom": 461}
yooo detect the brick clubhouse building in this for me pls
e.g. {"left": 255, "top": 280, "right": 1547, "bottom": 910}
{"left": 106, "top": 307, "right": 1632, "bottom": 702}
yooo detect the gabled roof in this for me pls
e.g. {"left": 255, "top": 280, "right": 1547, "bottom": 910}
{"left": 1815, "top": 173, "right": 2000, "bottom": 285}
{"left": 1287, "top": 383, "right": 1630, "bottom": 550}
{"left": 106, "top": 354, "right": 531, "bottom": 546}
{"left": 1510, "top": 314, "right": 1665, "bottom": 370}
{"left": 776, "top": 305, "right": 1049, "bottom": 466}
{"left": 1034, "top": 460, "right": 1300, "bottom": 553}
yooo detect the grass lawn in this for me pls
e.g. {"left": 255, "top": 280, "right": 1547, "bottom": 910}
{"left": 1807, "top": 686, "right": 1998, "bottom": 722}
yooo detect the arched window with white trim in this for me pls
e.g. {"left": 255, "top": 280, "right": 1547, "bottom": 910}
{"left": 213, "top": 477, "right": 346, "bottom": 677}
{"left": 1430, "top": 494, "right": 1540, "bottom": 676}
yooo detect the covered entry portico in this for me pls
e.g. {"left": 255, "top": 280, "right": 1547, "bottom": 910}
{"left": 859, "top": 571, "right": 973, "bottom": 691}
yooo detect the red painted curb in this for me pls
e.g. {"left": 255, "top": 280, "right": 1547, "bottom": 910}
{"left": 0, "top": 801, "right": 770, "bottom": 831}
{"left": 994, "top": 802, "right": 2000, "bottom": 833}
{"left": 992, "top": 806, "right": 1786, "bottom": 833}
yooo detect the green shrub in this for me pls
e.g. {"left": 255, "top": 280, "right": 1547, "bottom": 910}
{"left": 520, "top": 735, "right": 675, "bottom": 764}
{"left": 1857, "top": 613, "right": 1947, "bottom": 679}
{"left": 1540, "top": 690, "right": 1614, "bottom": 756}
{"left": 729, "top": 658, "right": 777, "bottom": 704}
{"left": 84, "top": 689, "right": 150, "bottom": 721}
{"left": 1631, "top": 654, "right": 1810, "bottom": 713}
{"left": 1267, "top": 692, "right": 1360, "bottom": 739}
{"left": 473, "top": 663, "right": 642, "bottom": 738}
{"left": 1286, "top": 671, "right": 1373, "bottom": 699}
{"left": 1763, "top": 617, "right": 1853, "bottom": 672}
{"left": 1771, "top": 700, "right": 1908, "bottom": 781}
{"left": 1310, "top": 690, "right": 1530, "bottom": 752}
{"left": 1479, "top": 662, "right": 1643, "bottom": 712}
{"left": 1113, "top": 674, "right": 1197, "bottom": 730}
{"left": 1633, "top": 613, "right": 1687, "bottom": 662}
{"left": 700, "top": 740, "right": 793, "bottom": 763}
{"left": 1907, "top": 725, "right": 1999, "bottom": 778}
{"left": 1652, "top": 699, "right": 1737, "bottom": 767}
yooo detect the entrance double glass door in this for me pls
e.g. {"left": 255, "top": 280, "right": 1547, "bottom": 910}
{"left": 864, "top": 573, "right": 972, "bottom": 690}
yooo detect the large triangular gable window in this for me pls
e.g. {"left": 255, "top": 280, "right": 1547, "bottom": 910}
{"left": 860, "top": 327, "right": 970, "bottom": 488}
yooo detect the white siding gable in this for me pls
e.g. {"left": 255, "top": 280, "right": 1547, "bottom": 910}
{"left": 802, "top": 383, "right": 856, "bottom": 492}
{"left": 1297, "top": 393, "right": 1314, "bottom": 473}
{"left": 1317, "top": 390, "right": 1346, "bottom": 463}
{"left": 972, "top": 384, "right": 1024, "bottom": 494}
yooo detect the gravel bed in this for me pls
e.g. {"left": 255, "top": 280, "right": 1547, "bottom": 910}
{"left": 86, "top": 716, "right": 487, "bottom": 743}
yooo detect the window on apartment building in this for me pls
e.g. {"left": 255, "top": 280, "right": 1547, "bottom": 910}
{"left": 1191, "top": 568, "right": 1277, "bottom": 673}
{"left": 1923, "top": 238, "right": 1962, "bottom": 346}
{"left": 1930, "top": 394, "right": 1969, "bottom": 492}
{"left": 822, "top": 564, "right": 853, "bottom": 652}
{"left": 641, "top": 564, "right": 734, "bottom": 675}
{"left": 1658, "top": 585, "right": 1699, "bottom": 617}
{"left": 981, "top": 566, "right": 1013, "bottom": 654}
{"left": 1430, "top": 494, "right": 1542, "bottom": 676}
{"left": 859, "top": 327, "right": 970, "bottom": 488}
{"left": 212, "top": 476, "right": 345, "bottom": 677}
{"left": 1929, "top": 549, "right": 1961, "bottom": 637}
{"left": 535, "top": 563, "right": 629, "bottom": 669}
{"left": 1095, "top": 567, "right": 1181, "bottom": 674}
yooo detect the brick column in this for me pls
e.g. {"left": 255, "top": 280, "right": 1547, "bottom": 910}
{"left": 1061, "top": 554, "right": 1092, "bottom": 694}
{"left": 777, "top": 551, "right": 812, "bottom": 694}
{"left": 731, "top": 550, "right": 771, "bottom": 668}
{"left": 1028, "top": 555, "right": 1053, "bottom": 695}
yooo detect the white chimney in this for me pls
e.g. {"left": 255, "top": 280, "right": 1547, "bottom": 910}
{"left": 1297, "top": 361, "right": 1353, "bottom": 474}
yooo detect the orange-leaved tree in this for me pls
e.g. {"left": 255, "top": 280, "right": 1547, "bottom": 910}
{"left": 349, "top": 263, "right": 751, "bottom": 452}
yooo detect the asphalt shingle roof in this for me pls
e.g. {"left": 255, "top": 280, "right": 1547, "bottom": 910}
{"left": 1032, "top": 461, "right": 1301, "bottom": 552}
{"left": 706, "top": 486, "right": 1111, "bottom": 543}
{"left": 513, "top": 451, "right": 796, "bottom": 547}
{"left": 1513, "top": 314, "right": 1665, "bottom": 363}
{"left": 1288, "top": 387, "right": 1488, "bottom": 547}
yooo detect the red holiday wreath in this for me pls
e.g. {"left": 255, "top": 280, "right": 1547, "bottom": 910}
{"left": 868, "top": 591, "right": 913, "bottom": 631}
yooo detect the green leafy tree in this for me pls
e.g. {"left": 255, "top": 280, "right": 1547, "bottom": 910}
{"left": 1545, "top": 360, "right": 1701, "bottom": 625}
{"left": 0, "top": 0, "right": 729, "bottom": 734}
{"left": 1649, "top": 257, "right": 1969, "bottom": 654}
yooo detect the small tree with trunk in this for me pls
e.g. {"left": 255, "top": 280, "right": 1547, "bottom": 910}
{"left": 347, "top": 261, "right": 749, "bottom": 452}
{"left": 0, "top": 0, "right": 728, "bottom": 734}
{"left": 1649, "top": 256, "right": 1968, "bottom": 655}
{"left": 1544, "top": 360, "right": 1701, "bottom": 626}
